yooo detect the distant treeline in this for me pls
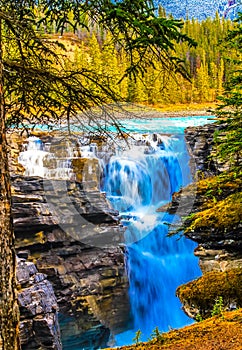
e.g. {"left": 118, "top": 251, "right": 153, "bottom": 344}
{"left": 42, "top": 7, "right": 238, "bottom": 105}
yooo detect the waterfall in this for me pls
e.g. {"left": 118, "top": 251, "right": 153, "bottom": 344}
{"left": 103, "top": 133, "right": 201, "bottom": 345}
{"left": 18, "top": 136, "right": 99, "bottom": 180}
{"left": 18, "top": 116, "right": 214, "bottom": 349}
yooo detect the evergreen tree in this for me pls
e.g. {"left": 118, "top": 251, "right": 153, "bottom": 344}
{"left": 217, "top": 57, "right": 225, "bottom": 97}
{"left": 45, "top": 14, "right": 240, "bottom": 106}
{"left": 196, "top": 50, "right": 211, "bottom": 102}
{"left": 0, "top": 1, "right": 195, "bottom": 348}
{"left": 101, "top": 33, "right": 120, "bottom": 98}
{"left": 215, "top": 15, "right": 242, "bottom": 169}
{"left": 86, "top": 33, "right": 103, "bottom": 96}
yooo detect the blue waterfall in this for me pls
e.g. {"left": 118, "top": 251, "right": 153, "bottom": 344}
{"left": 104, "top": 133, "right": 201, "bottom": 345}
{"left": 18, "top": 116, "right": 214, "bottom": 349}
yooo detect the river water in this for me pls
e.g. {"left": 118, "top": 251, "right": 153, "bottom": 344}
{"left": 18, "top": 115, "right": 215, "bottom": 349}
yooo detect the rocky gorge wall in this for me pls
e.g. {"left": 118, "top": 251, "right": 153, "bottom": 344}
{"left": 150, "top": 122, "right": 236, "bottom": 277}
{"left": 184, "top": 122, "right": 242, "bottom": 274}
{"left": 8, "top": 132, "right": 130, "bottom": 349}
{"left": 167, "top": 122, "right": 242, "bottom": 320}
{"left": 17, "top": 258, "right": 61, "bottom": 350}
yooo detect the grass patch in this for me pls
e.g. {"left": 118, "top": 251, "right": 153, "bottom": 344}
{"left": 108, "top": 308, "right": 242, "bottom": 350}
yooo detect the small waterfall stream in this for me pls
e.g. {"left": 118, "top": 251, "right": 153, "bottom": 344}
{"left": 18, "top": 116, "right": 214, "bottom": 349}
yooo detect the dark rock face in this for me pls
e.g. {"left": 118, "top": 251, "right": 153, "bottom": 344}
{"left": 159, "top": 123, "right": 241, "bottom": 277}
{"left": 184, "top": 122, "right": 242, "bottom": 274}
{"left": 12, "top": 171, "right": 130, "bottom": 349}
{"left": 159, "top": 122, "right": 242, "bottom": 321}
{"left": 17, "top": 258, "right": 62, "bottom": 350}
{"left": 185, "top": 122, "right": 226, "bottom": 178}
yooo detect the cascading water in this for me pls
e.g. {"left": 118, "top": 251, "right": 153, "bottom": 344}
{"left": 18, "top": 116, "right": 215, "bottom": 349}
{"left": 103, "top": 131, "right": 201, "bottom": 346}
{"left": 18, "top": 136, "right": 75, "bottom": 179}
{"left": 18, "top": 135, "right": 100, "bottom": 180}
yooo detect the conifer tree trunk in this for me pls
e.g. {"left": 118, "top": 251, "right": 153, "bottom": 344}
{"left": 0, "top": 18, "right": 20, "bottom": 350}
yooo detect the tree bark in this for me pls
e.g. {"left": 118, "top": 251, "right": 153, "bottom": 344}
{"left": 0, "top": 18, "right": 20, "bottom": 350}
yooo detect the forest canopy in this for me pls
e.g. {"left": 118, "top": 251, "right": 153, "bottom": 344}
{"left": 10, "top": 6, "right": 237, "bottom": 108}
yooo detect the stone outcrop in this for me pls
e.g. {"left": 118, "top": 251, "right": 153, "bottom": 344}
{"left": 11, "top": 171, "right": 130, "bottom": 348}
{"left": 17, "top": 258, "right": 61, "bottom": 350}
{"left": 160, "top": 122, "right": 242, "bottom": 274}
{"left": 184, "top": 121, "right": 225, "bottom": 178}
{"left": 7, "top": 131, "right": 26, "bottom": 175}
{"left": 184, "top": 122, "right": 242, "bottom": 274}
{"left": 161, "top": 181, "right": 242, "bottom": 274}
{"left": 176, "top": 267, "right": 242, "bottom": 320}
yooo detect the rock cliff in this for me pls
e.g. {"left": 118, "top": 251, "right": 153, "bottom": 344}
{"left": 8, "top": 131, "right": 131, "bottom": 349}
{"left": 184, "top": 122, "right": 242, "bottom": 274}
{"left": 17, "top": 258, "right": 61, "bottom": 350}
{"left": 184, "top": 122, "right": 224, "bottom": 178}
{"left": 160, "top": 122, "right": 242, "bottom": 320}
{"left": 13, "top": 175, "right": 130, "bottom": 348}
{"left": 159, "top": 122, "right": 241, "bottom": 273}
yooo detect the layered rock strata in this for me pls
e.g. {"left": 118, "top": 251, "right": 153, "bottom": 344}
{"left": 159, "top": 122, "right": 241, "bottom": 274}
{"left": 184, "top": 121, "right": 225, "bottom": 178}
{"left": 17, "top": 258, "right": 62, "bottom": 350}
{"left": 184, "top": 122, "right": 242, "bottom": 274}
{"left": 159, "top": 122, "right": 242, "bottom": 320}
{"left": 7, "top": 131, "right": 26, "bottom": 175}
{"left": 12, "top": 175, "right": 130, "bottom": 348}
{"left": 9, "top": 129, "right": 130, "bottom": 349}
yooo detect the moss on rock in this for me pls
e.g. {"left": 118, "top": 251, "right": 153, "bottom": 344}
{"left": 186, "top": 192, "right": 242, "bottom": 234}
{"left": 176, "top": 268, "right": 242, "bottom": 319}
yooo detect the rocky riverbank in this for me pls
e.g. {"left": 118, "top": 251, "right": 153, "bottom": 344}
{"left": 158, "top": 122, "right": 241, "bottom": 272}
{"left": 8, "top": 132, "right": 130, "bottom": 349}
{"left": 176, "top": 122, "right": 242, "bottom": 274}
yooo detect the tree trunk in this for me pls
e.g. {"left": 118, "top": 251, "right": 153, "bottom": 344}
{"left": 0, "top": 18, "right": 20, "bottom": 350}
